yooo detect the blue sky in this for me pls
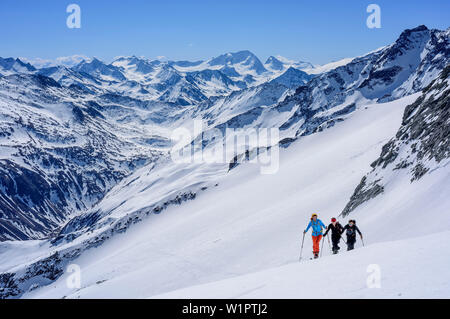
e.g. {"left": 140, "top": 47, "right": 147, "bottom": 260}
{"left": 1, "top": 0, "right": 449, "bottom": 65}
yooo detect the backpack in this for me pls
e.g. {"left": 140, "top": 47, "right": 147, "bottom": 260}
{"left": 310, "top": 220, "right": 323, "bottom": 235}
{"left": 346, "top": 226, "right": 355, "bottom": 237}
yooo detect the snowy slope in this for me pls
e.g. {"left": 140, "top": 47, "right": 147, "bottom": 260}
{"left": 155, "top": 116, "right": 450, "bottom": 298}
{"left": 17, "top": 93, "right": 447, "bottom": 299}
{"left": 154, "top": 231, "right": 450, "bottom": 299}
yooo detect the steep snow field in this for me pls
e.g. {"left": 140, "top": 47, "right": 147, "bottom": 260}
{"left": 21, "top": 92, "right": 450, "bottom": 299}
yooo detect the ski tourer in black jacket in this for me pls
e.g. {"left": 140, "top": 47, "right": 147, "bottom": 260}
{"left": 323, "top": 222, "right": 344, "bottom": 239}
{"left": 343, "top": 224, "right": 362, "bottom": 240}
{"left": 343, "top": 224, "right": 362, "bottom": 251}
{"left": 324, "top": 222, "right": 344, "bottom": 253}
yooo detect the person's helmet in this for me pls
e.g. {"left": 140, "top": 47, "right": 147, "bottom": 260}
{"left": 331, "top": 217, "right": 337, "bottom": 222}
{"left": 311, "top": 213, "right": 318, "bottom": 218}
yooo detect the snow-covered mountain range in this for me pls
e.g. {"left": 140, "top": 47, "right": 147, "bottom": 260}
{"left": 0, "top": 25, "right": 449, "bottom": 299}
{"left": 0, "top": 50, "right": 314, "bottom": 241}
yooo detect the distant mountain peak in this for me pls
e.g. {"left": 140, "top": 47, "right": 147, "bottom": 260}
{"left": 270, "top": 66, "right": 312, "bottom": 88}
{"left": 397, "top": 25, "right": 430, "bottom": 44}
{"left": 402, "top": 24, "right": 428, "bottom": 34}
{"left": 0, "top": 57, "right": 36, "bottom": 74}
{"left": 73, "top": 57, "right": 126, "bottom": 81}
{"left": 208, "top": 50, "right": 267, "bottom": 74}
{"left": 265, "top": 56, "right": 284, "bottom": 71}
{"left": 264, "top": 55, "right": 314, "bottom": 72}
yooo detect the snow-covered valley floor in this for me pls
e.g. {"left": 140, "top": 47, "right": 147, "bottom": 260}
{"left": 16, "top": 93, "right": 450, "bottom": 298}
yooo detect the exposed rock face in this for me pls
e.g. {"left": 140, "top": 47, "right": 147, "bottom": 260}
{"left": 340, "top": 177, "right": 384, "bottom": 217}
{"left": 341, "top": 65, "right": 450, "bottom": 217}
{"left": 0, "top": 252, "right": 64, "bottom": 298}
{"left": 0, "top": 160, "right": 67, "bottom": 240}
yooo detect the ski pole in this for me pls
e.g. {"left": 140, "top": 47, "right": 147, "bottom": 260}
{"left": 340, "top": 234, "right": 347, "bottom": 251}
{"left": 360, "top": 234, "right": 365, "bottom": 247}
{"left": 326, "top": 233, "right": 332, "bottom": 253}
{"left": 320, "top": 234, "right": 325, "bottom": 257}
{"left": 299, "top": 232, "right": 306, "bottom": 261}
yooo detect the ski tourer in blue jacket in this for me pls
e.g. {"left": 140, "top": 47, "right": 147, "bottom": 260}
{"left": 304, "top": 217, "right": 327, "bottom": 237}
